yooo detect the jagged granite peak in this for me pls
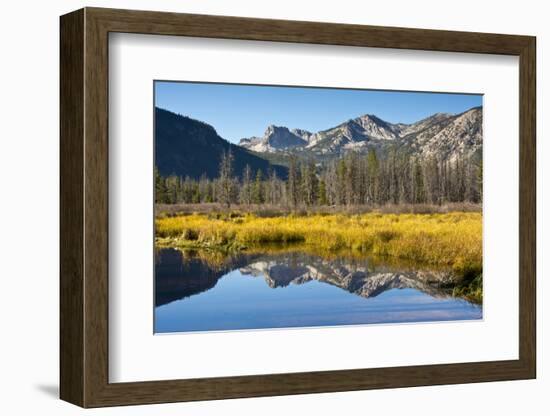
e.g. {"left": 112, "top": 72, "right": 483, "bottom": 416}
{"left": 398, "top": 112, "right": 454, "bottom": 137}
{"left": 353, "top": 114, "right": 402, "bottom": 140}
{"left": 291, "top": 128, "right": 313, "bottom": 141}
{"left": 238, "top": 124, "right": 308, "bottom": 153}
{"left": 402, "top": 107, "right": 482, "bottom": 161}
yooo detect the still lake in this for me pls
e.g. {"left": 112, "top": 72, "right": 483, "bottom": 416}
{"left": 154, "top": 248, "right": 482, "bottom": 333}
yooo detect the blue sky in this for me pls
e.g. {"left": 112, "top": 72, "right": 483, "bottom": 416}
{"left": 155, "top": 81, "right": 482, "bottom": 144}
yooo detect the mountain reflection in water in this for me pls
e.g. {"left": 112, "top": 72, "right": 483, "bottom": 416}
{"left": 155, "top": 248, "right": 482, "bottom": 333}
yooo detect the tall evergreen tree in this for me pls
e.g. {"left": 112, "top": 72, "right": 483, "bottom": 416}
{"left": 366, "top": 149, "right": 379, "bottom": 204}
{"left": 317, "top": 179, "right": 328, "bottom": 205}
{"left": 477, "top": 159, "right": 483, "bottom": 202}
{"left": 240, "top": 164, "right": 252, "bottom": 205}
{"left": 301, "top": 160, "right": 317, "bottom": 206}
{"left": 218, "top": 148, "right": 234, "bottom": 208}
{"left": 252, "top": 170, "right": 263, "bottom": 204}
{"left": 287, "top": 155, "right": 300, "bottom": 209}
{"left": 154, "top": 165, "right": 168, "bottom": 203}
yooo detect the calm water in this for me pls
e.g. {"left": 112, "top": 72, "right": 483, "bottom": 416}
{"left": 155, "top": 248, "right": 482, "bottom": 333}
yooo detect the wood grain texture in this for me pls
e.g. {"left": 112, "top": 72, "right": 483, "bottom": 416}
{"left": 518, "top": 38, "right": 537, "bottom": 376}
{"left": 59, "top": 8, "right": 84, "bottom": 407}
{"left": 89, "top": 7, "right": 532, "bottom": 54}
{"left": 59, "top": 7, "right": 537, "bottom": 408}
{"left": 83, "top": 10, "right": 110, "bottom": 406}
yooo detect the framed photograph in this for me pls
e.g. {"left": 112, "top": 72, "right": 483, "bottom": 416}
{"left": 60, "top": 7, "right": 536, "bottom": 408}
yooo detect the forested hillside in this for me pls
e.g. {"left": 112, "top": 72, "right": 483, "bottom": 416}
{"left": 155, "top": 108, "right": 287, "bottom": 180}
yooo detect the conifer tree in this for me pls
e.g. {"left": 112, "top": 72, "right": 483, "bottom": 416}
{"left": 218, "top": 148, "right": 234, "bottom": 208}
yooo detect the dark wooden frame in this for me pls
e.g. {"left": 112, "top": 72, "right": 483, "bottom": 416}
{"left": 60, "top": 7, "right": 536, "bottom": 408}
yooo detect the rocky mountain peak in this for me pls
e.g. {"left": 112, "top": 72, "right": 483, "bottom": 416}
{"left": 238, "top": 124, "right": 308, "bottom": 153}
{"left": 405, "top": 107, "right": 482, "bottom": 160}
{"left": 239, "top": 106, "right": 482, "bottom": 161}
{"left": 291, "top": 128, "right": 313, "bottom": 140}
{"left": 264, "top": 124, "right": 283, "bottom": 135}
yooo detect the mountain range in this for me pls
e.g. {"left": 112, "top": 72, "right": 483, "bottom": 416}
{"left": 239, "top": 106, "right": 482, "bottom": 161}
{"left": 155, "top": 105, "right": 482, "bottom": 180}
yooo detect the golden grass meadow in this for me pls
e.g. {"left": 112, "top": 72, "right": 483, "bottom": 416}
{"left": 155, "top": 211, "right": 482, "bottom": 276}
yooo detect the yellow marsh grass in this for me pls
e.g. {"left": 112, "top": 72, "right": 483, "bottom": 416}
{"left": 156, "top": 212, "right": 482, "bottom": 272}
